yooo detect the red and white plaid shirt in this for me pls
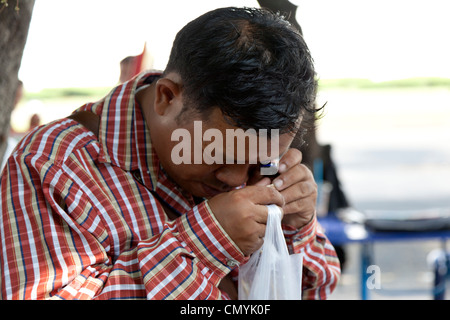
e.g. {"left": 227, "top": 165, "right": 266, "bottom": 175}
{"left": 0, "top": 71, "right": 340, "bottom": 300}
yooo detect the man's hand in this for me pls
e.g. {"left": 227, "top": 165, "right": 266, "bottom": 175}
{"left": 252, "top": 148, "right": 317, "bottom": 230}
{"left": 207, "top": 185, "right": 284, "bottom": 256}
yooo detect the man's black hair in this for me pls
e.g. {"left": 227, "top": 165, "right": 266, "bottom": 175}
{"left": 164, "top": 6, "right": 318, "bottom": 134}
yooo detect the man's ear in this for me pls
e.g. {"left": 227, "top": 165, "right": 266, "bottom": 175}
{"left": 154, "top": 78, "right": 182, "bottom": 116}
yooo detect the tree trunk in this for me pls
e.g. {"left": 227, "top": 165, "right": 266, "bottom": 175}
{"left": 0, "top": 0, "right": 35, "bottom": 166}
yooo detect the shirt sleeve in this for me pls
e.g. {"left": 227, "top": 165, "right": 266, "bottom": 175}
{"left": 134, "top": 201, "right": 247, "bottom": 300}
{"left": 283, "top": 216, "right": 341, "bottom": 300}
{"left": 0, "top": 150, "right": 246, "bottom": 300}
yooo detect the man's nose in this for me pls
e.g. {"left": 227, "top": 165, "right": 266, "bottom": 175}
{"left": 214, "top": 164, "right": 250, "bottom": 188}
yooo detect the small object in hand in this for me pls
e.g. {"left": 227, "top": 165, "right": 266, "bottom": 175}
{"left": 260, "top": 159, "right": 279, "bottom": 176}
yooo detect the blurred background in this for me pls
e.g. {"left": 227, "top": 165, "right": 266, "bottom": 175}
{"left": 8, "top": 0, "right": 450, "bottom": 299}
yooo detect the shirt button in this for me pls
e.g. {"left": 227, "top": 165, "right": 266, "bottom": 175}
{"left": 132, "top": 170, "right": 143, "bottom": 183}
{"left": 227, "top": 259, "right": 239, "bottom": 267}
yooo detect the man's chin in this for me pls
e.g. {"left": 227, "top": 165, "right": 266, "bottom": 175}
{"left": 200, "top": 183, "right": 224, "bottom": 198}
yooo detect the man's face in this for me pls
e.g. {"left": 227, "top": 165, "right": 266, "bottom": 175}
{"left": 153, "top": 107, "right": 295, "bottom": 199}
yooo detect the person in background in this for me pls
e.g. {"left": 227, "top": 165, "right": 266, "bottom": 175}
{"left": 119, "top": 56, "right": 138, "bottom": 83}
{"left": 119, "top": 43, "right": 149, "bottom": 83}
{"left": 0, "top": 7, "right": 340, "bottom": 300}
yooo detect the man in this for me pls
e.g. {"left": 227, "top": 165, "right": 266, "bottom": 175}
{"left": 0, "top": 7, "right": 340, "bottom": 299}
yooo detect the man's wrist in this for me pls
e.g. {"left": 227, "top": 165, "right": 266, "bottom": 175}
{"left": 283, "top": 212, "right": 317, "bottom": 246}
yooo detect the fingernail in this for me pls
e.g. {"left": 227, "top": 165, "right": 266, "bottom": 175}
{"left": 278, "top": 163, "right": 287, "bottom": 173}
{"left": 274, "top": 179, "right": 283, "bottom": 190}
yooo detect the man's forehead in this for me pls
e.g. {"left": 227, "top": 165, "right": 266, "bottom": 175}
{"left": 179, "top": 103, "right": 297, "bottom": 164}
{"left": 199, "top": 127, "right": 292, "bottom": 164}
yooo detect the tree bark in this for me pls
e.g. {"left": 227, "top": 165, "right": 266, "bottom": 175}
{"left": 0, "top": 0, "right": 35, "bottom": 165}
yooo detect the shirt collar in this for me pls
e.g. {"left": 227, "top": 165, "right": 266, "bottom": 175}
{"left": 95, "top": 71, "right": 198, "bottom": 213}
{"left": 97, "top": 71, "right": 162, "bottom": 190}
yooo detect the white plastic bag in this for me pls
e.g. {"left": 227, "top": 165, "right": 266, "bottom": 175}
{"left": 238, "top": 204, "right": 303, "bottom": 300}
